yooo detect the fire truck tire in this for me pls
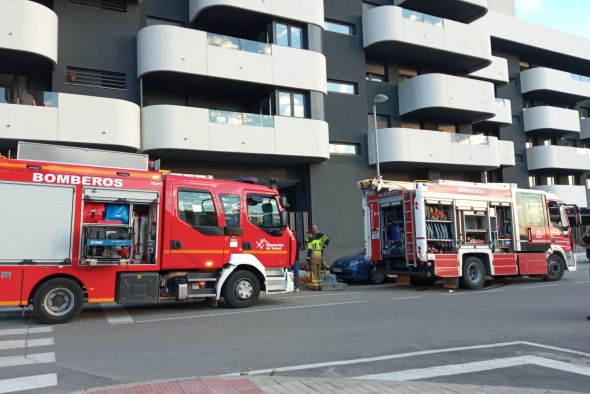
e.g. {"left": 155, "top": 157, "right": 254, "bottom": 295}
{"left": 222, "top": 270, "right": 260, "bottom": 308}
{"left": 33, "top": 278, "right": 84, "bottom": 324}
{"left": 460, "top": 257, "right": 486, "bottom": 289}
{"left": 543, "top": 254, "right": 565, "bottom": 282}
{"left": 369, "top": 270, "right": 386, "bottom": 284}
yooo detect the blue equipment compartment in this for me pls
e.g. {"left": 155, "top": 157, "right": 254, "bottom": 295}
{"left": 105, "top": 204, "right": 130, "bottom": 224}
{"left": 87, "top": 239, "right": 132, "bottom": 247}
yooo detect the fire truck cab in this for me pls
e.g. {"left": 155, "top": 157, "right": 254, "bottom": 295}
{"left": 359, "top": 178, "right": 578, "bottom": 289}
{"left": 0, "top": 143, "right": 295, "bottom": 323}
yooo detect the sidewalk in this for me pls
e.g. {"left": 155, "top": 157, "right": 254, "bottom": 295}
{"left": 78, "top": 376, "right": 585, "bottom": 394}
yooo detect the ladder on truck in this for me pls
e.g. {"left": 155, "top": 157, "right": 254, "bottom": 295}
{"left": 403, "top": 191, "right": 416, "bottom": 267}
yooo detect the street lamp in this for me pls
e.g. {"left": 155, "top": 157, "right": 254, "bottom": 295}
{"left": 373, "top": 94, "right": 389, "bottom": 181}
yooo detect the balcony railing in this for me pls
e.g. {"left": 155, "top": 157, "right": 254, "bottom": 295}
{"left": 0, "top": 87, "right": 58, "bottom": 107}
{"left": 209, "top": 110, "right": 274, "bottom": 128}
{"left": 453, "top": 133, "right": 489, "bottom": 145}
{"left": 207, "top": 33, "right": 271, "bottom": 55}
{"left": 402, "top": 8, "right": 444, "bottom": 26}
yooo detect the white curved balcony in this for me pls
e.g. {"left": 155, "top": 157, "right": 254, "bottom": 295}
{"left": 533, "top": 185, "right": 587, "bottom": 208}
{"left": 189, "top": 0, "right": 324, "bottom": 27}
{"left": 477, "top": 98, "right": 512, "bottom": 126}
{"left": 137, "top": 26, "right": 327, "bottom": 94}
{"left": 363, "top": 6, "right": 491, "bottom": 74}
{"left": 0, "top": 91, "right": 140, "bottom": 150}
{"left": 393, "top": 0, "right": 488, "bottom": 22}
{"left": 521, "top": 67, "right": 590, "bottom": 103}
{"left": 469, "top": 56, "right": 509, "bottom": 85}
{"left": 0, "top": 0, "right": 58, "bottom": 63}
{"left": 527, "top": 145, "right": 590, "bottom": 171}
{"left": 368, "top": 128, "right": 514, "bottom": 170}
{"left": 523, "top": 106, "right": 580, "bottom": 136}
{"left": 141, "top": 105, "right": 329, "bottom": 161}
{"left": 398, "top": 73, "right": 495, "bottom": 122}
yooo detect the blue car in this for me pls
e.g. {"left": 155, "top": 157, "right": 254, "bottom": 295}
{"left": 330, "top": 254, "right": 386, "bottom": 284}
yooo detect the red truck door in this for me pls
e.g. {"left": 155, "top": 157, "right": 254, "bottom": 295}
{"left": 162, "top": 184, "right": 227, "bottom": 270}
{"left": 241, "top": 193, "right": 288, "bottom": 268}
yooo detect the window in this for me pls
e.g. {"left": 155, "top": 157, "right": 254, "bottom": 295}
{"left": 509, "top": 77, "right": 519, "bottom": 85}
{"left": 220, "top": 194, "right": 241, "bottom": 228}
{"left": 329, "top": 143, "right": 359, "bottom": 156}
{"left": 324, "top": 20, "right": 355, "bottom": 35}
{"left": 398, "top": 66, "right": 418, "bottom": 82}
{"left": 525, "top": 137, "right": 533, "bottom": 149}
{"left": 278, "top": 91, "right": 306, "bottom": 118}
{"left": 516, "top": 192, "right": 548, "bottom": 240}
{"left": 544, "top": 175, "right": 555, "bottom": 185}
{"left": 529, "top": 176, "right": 536, "bottom": 187}
{"left": 247, "top": 195, "right": 281, "bottom": 230}
{"left": 66, "top": 66, "right": 126, "bottom": 90}
{"left": 367, "top": 114, "right": 390, "bottom": 131}
{"left": 523, "top": 99, "right": 533, "bottom": 109}
{"left": 580, "top": 107, "right": 590, "bottom": 118}
{"left": 275, "top": 23, "right": 304, "bottom": 48}
{"left": 512, "top": 115, "right": 521, "bottom": 124}
{"left": 401, "top": 120, "right": 420, "bottom": 129}
{"left": 327, "top": 80, "right": 358, "bottom": 95}
{"left": 515, "top": 154, "right": 524, "bottom": 163}
{"left": 366, "top": 60, "right": 387, "bottom": 82}
{"left": 402, "top": 9, "right": 443, "bottom": 26}
{"left": 178, "top": 191, "right": 218, "bottom": 227}
{"left": 69, "top": 0, "right": 127, "bottom": 12}
{"left": 519, "top": 60, "right": 530, "bottom": 71}
{"left": 586, "top": 178, "right": 590, "bottom": 189}
{"left": 567, "top": 175, "right": 577, "bottom": 185}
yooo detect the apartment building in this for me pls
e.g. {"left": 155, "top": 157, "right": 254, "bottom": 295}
{"left": 1, "top": 0, "right": 589, "bottom": 260}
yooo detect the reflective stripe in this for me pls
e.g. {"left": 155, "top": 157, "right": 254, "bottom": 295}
{"left": 88, "top": 298, "right": 115, "bottom": 303}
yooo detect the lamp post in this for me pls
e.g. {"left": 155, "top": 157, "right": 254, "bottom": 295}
{"left": 373, "top": 94, "right": 389, "bottom": 181}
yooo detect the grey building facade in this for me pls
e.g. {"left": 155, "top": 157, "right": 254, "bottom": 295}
{"left": 1, "top": 0, "right": 590, "bottom": 261}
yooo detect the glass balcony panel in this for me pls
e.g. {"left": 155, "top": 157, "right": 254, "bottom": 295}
{"left": 422, "top": 14, "right": 444, "bottom": 27}
{"left": 0, "top": 88, "right": 58, "bottom": 107}
{"left": 453, "top": 134, "right": 489, "bottom": 145}
{"left": 209, "top": 110, "right": 274, "bottom": 128}
{"left": 207, "top": 33, "right": 240, "bottom": 50}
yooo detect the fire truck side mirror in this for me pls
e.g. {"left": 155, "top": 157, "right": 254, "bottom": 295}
{"left": 279, "top": 195, "right": 289, "bottom": 208}
{"left": 280, "top": 210, "right": 288, "bottom": 228}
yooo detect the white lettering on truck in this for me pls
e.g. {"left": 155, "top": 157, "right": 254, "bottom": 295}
{"left": 32, "top": 173, "right": 123, "bottom": 188}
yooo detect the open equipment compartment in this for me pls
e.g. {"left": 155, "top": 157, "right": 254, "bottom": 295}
{"left": 425, "top": 201, "right": 455, "bottom": 254}
{"left": 80, "top": 188, "right": 159, "bottom": 266}
{"left": 380, "top": 199, "right": 405, "bottom": 257}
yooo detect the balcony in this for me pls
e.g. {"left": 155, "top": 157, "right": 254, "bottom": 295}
{"left": 141, "top": 105, "right": 329, "bottom": 161}
{"left": 523, "top": 106, "right": 580, "bottom": 137}
{"left": 137, "top": 26, "right": 327, "bottom": 94}
{"left": 581, "top": 118, "right": 590, "bottom": 140}
{"left": 368, "top": 128, "right": 514, "bottom": 170}
{"left": 526, "top": 145, "right": 590, "bottom": 171}
{"left": 520, "top": 67, "right": 590, "bottom": 103}
{"left": 0, "top": 89, "right": 140, "bottom": 150}
{"left": 469, "top": 56, "right": 509, "bottom": 85}
{"left": 533, "top": 185, "right": 587, "bottom": 208}
{"left": 477, "top": 98, "right": 512, "bottom": 126}
{"left": 393, "top": 0, "right": 488, "bottom": 23}
{"left": 189, "top": 0, "right": 324, "bottom": 27}
{"left": 0, "top": 0, "right": 58, "bottom": 64}
{"left": 363, "top": 6, "right": 491, "bottom": 74}
{"left": 398, "top": 73, "right": 495, "bottom": 122}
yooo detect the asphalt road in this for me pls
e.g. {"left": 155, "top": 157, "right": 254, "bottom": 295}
{"left": 1, "top": 263, "right": 589, "bottom": 393}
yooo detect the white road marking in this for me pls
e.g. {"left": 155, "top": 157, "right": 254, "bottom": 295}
{"left": 0, "top": 352, "right": 55, "bottom": 368}
{"left": 101, "top": 303, "right": 134, "bottom": 324}
{"left": 0, "top": 338, "right": 54, "bottom": 350}
{"left": 477, "top": 289, "right": 505, "bottom": 294}
{"left": 270, "top": 292, "right": 362, "bottom": 300}
{"left": 390, "top": 296, "right": 422, "bottom": 301}
{"left": 574, "top": 281, "right": 590, "bottom": 285}
{"left": 221, "top": 341, "right": 590, "bottom": 377}
{"left": 441, "top": 292, "right": 468, "bottom": 296}
{"left": 0, "top": 373, "right": 57, "bottom": 393}
{"left": 353, "top": 355, "right": 590, "bottom": 381}
{"left": 0, "top": 327, "right": 53, "bottom": 336}
{"left": 122, "top": 300, "right": 368, "bottom": 325}
{"left": 520, "top": 284, "right": 560, "bottom": 290}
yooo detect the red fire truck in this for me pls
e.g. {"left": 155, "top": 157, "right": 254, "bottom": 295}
{"left": 359, "top": 178, "right": 579, "bottom": 289}
{"left": 0, "top": 143, "right": 295, "bottom": 323}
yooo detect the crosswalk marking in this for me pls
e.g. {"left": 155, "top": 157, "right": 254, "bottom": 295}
{"left": 0, "top": 373, "right": 58, "bottom": 394}
{"left": 0, "top": 352, "right": 55, "bottom": 368}
{"left": 0, "top": 338, "right": 54, "bottom": 350}
{"left": 101, "top": 303, "right": 134, "bottom": 324}
{"left": 0, "top": 327, "right": 53, "bottom": 336}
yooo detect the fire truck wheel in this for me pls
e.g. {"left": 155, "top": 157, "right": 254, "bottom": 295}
{"left": 543, "top": 254, "right": 565, "bottom": 282}
{"left": 222, "top": 270, "right": 260, "bottom": 308}
{"left": 369, "top": 271, "right": 386, "bottom": 284}
{"left": 460, "top": 257, "right": 486, "bottom": 289}
{"left": 33, "top": 278, "right": 84, "bottom": 324}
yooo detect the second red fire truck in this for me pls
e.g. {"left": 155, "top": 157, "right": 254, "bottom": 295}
{"left": 0, "top": 143, "right": 296, "bottom": 323}
{"left": 359, "top": 178, "right": 579, "bottom": 289}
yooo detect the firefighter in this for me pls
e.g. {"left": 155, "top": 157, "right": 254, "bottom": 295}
{"left": 306, "top": 230, "right": 323, "bottom": 290}
{"left": 311, "top": 224, "right": 330, "bottom": 271}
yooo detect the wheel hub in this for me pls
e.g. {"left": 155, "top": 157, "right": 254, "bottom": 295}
{"left": 235, "top": 279, "right": 253, "bottom": 300}
{"left": 44, "top": 288, "right": 75, "bottom": 317}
